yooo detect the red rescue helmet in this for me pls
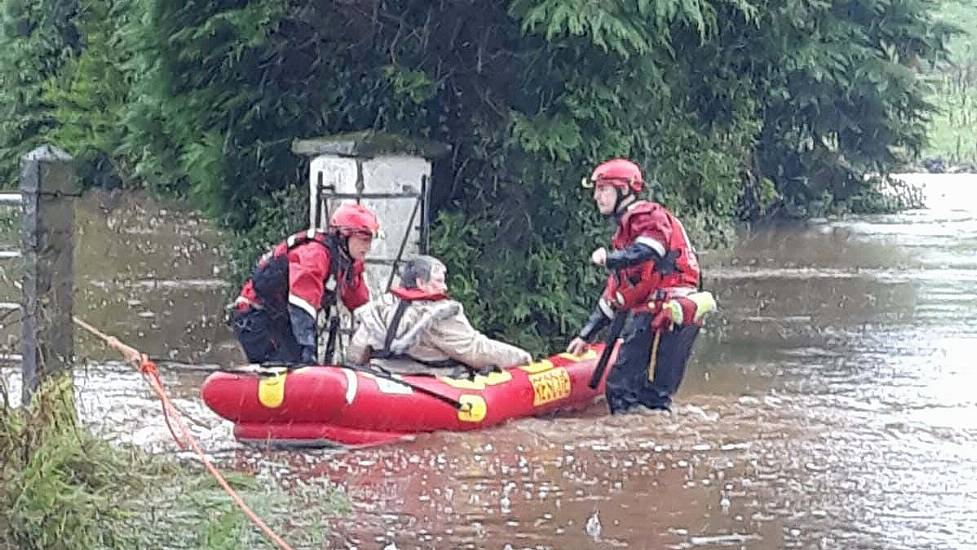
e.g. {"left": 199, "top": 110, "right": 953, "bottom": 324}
{"left": 589, "top": 158, "right": 643, "bottom": 193}
{"left": 330, "top": 203, "right": 380, "bottom": 238}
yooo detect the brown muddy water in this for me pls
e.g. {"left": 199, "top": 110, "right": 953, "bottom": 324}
{"left": 2, "top": 176, "right": 977, "bottom": 549}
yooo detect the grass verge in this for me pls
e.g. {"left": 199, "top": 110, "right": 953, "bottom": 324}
{"left": 1, "top": 376, "right": 349, "bottom": 549}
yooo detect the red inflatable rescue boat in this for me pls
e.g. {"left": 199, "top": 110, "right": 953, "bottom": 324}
{"left": 201, "top": 345, "right": 612, "bottom": 447}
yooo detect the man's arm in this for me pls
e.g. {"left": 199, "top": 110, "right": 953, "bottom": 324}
{"left": 604, "top": 209, "right": 672, "bottom": 270}
{"left": 430, "top": 303, "right": 531, "bottom": 369}
{"left": 578, "top": 297, "right": 615, "bottom": 342}
{"left": 346, "top": 313, "right": 371, "bottom": 365}
{"left": 604, "top": 242, "right": 659, "bottom": 270}
{"left": 567, "top": 277, "right": 617, "bottom": 355}
{"left": 287, "top": 305, "right": 318, "bottom": 363}
{"left": 287, "top": 245, "right": 331, "bottom": 363}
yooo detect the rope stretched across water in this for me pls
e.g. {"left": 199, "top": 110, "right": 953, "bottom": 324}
{"left": 72, "top": 316, "right": 295, "bottom": 550}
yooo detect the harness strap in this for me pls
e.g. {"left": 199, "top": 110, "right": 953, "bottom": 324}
{"left": 369, "top": 298, "right": 465, "bottom": 370}
{"left": 366, "top": 295, "right": 476, "bottom": 371}
{"left": 382, "top": 299, "right": 410, "bottom": 355}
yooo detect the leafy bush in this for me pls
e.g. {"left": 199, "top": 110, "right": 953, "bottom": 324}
{"left": 0, "top": 0, "right": 80, "bottom": 186}
{"left": 223, "top": 183, "right": 310, "bottom": 291}
{"left": 42, "top": 0, "right": 136, "bottom": 189}
{"left": 0, "top": 0, "right": 954, "bottom": 350}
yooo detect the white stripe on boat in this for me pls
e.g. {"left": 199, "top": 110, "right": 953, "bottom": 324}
{"left": 343, "top": 369, "right": 358, "bottom": 404}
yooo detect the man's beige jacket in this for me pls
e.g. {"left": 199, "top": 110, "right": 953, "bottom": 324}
{"left": 348, "top": 293, "right": 531, "bottom": 373}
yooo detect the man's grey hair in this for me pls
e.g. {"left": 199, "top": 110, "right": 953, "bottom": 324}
{"left": 400, "top": 255, "right": 446, "bottom": 289}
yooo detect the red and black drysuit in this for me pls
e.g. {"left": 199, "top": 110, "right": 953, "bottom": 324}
{"left": 231, "top": 229, "right": 369, "bottom": 364}
{"left": 578, "top": 200, "right": 702, "bottom": 412}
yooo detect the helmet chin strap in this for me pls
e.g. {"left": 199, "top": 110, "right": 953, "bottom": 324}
{"left": 329, "top": 229, "right": 353, "bottom": 258}
{"left": 610, "top": 189, "right": 636, "bottom": 220}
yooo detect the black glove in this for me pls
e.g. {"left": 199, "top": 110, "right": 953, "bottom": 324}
{"left": 605, "top": 242, "right": 659, "bottom": 270}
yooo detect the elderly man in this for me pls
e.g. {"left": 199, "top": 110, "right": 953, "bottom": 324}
{"left": 348, "top": 256, "right": 532, "bottom": 374}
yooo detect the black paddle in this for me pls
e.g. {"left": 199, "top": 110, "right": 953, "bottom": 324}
{"left": 236, "top": 361, "right": 467, "bottom": 411}
{"left": 588, "top": 310, "right": 628, "bottom": 389}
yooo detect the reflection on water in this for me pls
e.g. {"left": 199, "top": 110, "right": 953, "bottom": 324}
{"left": 3, "top": 175, "right": 977, "bottom": 549}
{"left": 0, "top": 189, "right": 242, "bottom": 369}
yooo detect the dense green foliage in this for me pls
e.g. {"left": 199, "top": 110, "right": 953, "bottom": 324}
{"left": 0, "top": 0, "right": 79, "bottom": 185}
{"left": 0, "top": 0, "right": 953, "bottom": 351}
{"left": 43, "top": 0, "right": 134, "bottom": 187}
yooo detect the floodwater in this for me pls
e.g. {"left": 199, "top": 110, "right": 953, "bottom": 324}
{"left": 2, "top": 176, "right": 977, "bottom": 549}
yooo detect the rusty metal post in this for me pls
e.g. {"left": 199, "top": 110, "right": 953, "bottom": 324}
{"left": 20, "top": 145, "right": 77, "bottom": 405}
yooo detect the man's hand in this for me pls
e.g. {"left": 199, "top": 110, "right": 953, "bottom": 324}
{"left": 566, "top": 337, "right": 589, "bottom": 356}
{"left": 590, "top": 247, "right": 607, "bottom": 266}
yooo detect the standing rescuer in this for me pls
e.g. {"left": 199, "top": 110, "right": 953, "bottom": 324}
{"left": 231, "top": 203, "right": 379, "bottom": 364}
{"left": 567, "top": 158, "right": 716, "bottom": 413}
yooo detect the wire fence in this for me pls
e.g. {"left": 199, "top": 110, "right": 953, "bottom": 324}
{"left": 0, "top": 191, "right": 21, "bottom": 363}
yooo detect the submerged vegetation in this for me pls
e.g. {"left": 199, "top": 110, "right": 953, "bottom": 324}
{"left": 0, "top": 377, "right": 349, "bottom": 549}
{"left": 924, "top": 0, "right": 977, "bottom": 166}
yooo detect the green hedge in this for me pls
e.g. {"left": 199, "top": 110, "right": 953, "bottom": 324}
{"left": 0, "top": 0, "right": 953, "bottom": 351}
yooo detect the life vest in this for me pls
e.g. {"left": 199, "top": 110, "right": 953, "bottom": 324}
{"left": 651, "top": 291, "right": 718, "bottom": 330}
{"left": 390, "top": 287, "right": 447, "bottom": 302}
{"left": 250, "top": 229, "right": 345, "bottom": 312}
{"left": 603, "top": 201, "right": 701, "bottom": 311}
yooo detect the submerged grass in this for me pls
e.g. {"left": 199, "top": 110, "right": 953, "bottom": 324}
{"left": 1, "top": 376, "right": 349, "bottom": 549}
{"left": 843, "top": 175, "right": 925, "bottom": 215}
{"left": 927, "top": 77, "right": 977, "bottom": 165}
{"left": 924, "top": 1, "right": 977, "bottom": 165}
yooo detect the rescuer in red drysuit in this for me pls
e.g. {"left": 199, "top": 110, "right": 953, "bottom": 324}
{"left": 231, "top": 203, "right": 378, "bottom": 364}
{"left": 567, "top": 158, "right": 715, "bottom": 413}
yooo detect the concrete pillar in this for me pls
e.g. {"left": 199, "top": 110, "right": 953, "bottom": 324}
{"left": 292, "top": 131, "right": 449, "bottom": 363}
{"left": 293, "top": 131, "right": 449, "bottom": 296}
{"left": 20, "top": 145, "right": 77, "bottom": 404}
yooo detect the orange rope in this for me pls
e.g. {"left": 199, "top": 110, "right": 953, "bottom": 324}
{"left": 139, "top": 355, "right": 187, "bottom": 449}
{"left": 72, "top": 316, "right": 295, "bottom": 550}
